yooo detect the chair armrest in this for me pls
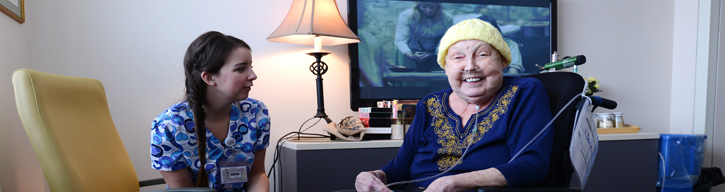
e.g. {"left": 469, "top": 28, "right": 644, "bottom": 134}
{"left": 140, "top": 178, "right": 166, "bottom": 187}
{"left": 475, "top": 187, "right": 582, "bottom": 192}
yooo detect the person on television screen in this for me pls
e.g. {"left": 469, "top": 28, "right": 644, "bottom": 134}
{"left": 358, "top": 0, "right": 386, "bottom": 87}
{"left": 355, "top": 19, "right": 553, "bottom": 192}
{"left": 394, "top": 2, "right": 453, "bottom": 72}
{"left": 477, "top": 15, "right": 524, "bottom": 74}
{"left": 150, "top": 31, "right": 271, "bottom": 192}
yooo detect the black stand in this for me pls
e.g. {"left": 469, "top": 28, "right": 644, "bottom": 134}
{"left": 307, "top": 52, "right": 333, "bottom": 124}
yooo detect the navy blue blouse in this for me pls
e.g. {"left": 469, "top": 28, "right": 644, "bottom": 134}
{"left": 381, "top": 77, "right": 554, "bottom": 188}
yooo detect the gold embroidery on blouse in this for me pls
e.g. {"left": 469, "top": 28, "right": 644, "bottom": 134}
{"left": 429, "top": 86, "right": 518, "bottom": 171}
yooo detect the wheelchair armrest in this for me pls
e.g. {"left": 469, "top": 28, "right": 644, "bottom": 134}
{"left": 475, "top": 187, "right": 582, "bottom": 192}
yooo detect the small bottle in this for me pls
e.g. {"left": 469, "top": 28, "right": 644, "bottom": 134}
{"left": 391, "top": 119, "right": 404, "bottom": 140}
{"left": 613, "top": 112, "right": 625, "bottom": 128}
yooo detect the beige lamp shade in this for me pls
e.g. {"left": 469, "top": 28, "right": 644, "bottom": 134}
{"left": 267, "top": 0, "right": 360, "bottom": 46}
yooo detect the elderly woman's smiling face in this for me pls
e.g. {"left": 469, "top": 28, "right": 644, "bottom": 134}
{"left": 444, "top": 40, "right": 506, "bottom": 102}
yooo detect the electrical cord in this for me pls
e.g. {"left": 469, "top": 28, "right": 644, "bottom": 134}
{"left": 269, "top": 117, "right": 322, "bottom": 178}
{"left": 268, "top": 117, "right": 329, "bottom": 192}
{"left": 510, "top": 74, "right": 589, "bottom": 163}
{"left": 509, "top": 93, "right": 582, "bottom": 163}
{"left": 658, "top": 152, "right": 666, "bottom": 192}
{"left": 297, "top": 117, "right": 322, "bottom": 140}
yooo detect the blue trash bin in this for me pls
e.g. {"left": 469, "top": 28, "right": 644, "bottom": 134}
{"left": 657, "top": 134, "right": 707, "bottom": 192}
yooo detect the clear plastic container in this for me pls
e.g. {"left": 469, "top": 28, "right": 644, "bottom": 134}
{"left": 613, "top": 112, "right": 625, "bottom": 128}
{"left": 595, "top": 113, "right": 613, "bottom": 128}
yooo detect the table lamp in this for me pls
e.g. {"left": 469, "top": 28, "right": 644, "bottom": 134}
{"left": 267, "top": 0, "right": 360, "bottom": 124}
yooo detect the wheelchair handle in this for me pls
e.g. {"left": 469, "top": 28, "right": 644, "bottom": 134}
{"left": 588, "top": 95, "right": 617, "bottom": 110}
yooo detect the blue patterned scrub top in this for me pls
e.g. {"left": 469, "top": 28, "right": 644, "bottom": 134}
{"left": 150, "top": 98, "right": 271, "bottom": 191}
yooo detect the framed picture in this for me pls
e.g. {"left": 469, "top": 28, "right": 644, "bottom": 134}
{"left": 0, "top": 0, "right": 24, "bottom": 24}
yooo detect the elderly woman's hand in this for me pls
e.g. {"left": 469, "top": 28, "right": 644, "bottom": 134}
{"left": 423, "top": 175, "right": 465, "bottom": 192}
{"left": 355, "top": 171, "right": 392, "bottom": 192}
{"left": 424, "top": 168, "right": 507, "bottom": 192}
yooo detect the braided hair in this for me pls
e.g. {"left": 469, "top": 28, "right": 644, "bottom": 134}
{"left": 182, "top": 31, "right": 250, "bottom": 187}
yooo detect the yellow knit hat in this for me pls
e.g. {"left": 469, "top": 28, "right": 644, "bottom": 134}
{"left": 437, "top": 19, "right": 511, "bottom": 69}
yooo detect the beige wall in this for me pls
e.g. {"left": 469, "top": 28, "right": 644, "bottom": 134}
{"left": 0, "top": 0, "right": 703, "bottom": 191}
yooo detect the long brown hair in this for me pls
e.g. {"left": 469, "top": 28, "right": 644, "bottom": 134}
{"left": 183, "top": 31, "right": 250, "bottom": 187}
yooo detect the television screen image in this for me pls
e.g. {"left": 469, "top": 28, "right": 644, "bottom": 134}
{"left": 349, "top": 0, "right": 556, "bottom": 110}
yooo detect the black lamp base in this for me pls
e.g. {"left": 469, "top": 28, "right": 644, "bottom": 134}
{"left": 307, "top": 52, "right": 334, "bottom": 125}
{"left": 315, "top": 114, "right": 333, "bottom": 124}
{"left": 307, "top": 52, "right": 335, "bottom": 140}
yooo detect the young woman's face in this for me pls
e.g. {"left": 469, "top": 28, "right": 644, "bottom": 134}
{"left": 210, "top": 47, "right": 257, "bottom": 101}
{"left": 444, "top": 40, "right": 505, "bottom": 100}
{"left": 418, "top": 3, "right": 439, "bottom": 17}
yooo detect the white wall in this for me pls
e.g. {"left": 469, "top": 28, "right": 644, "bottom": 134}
{"left": 670, "top": 0, "right": 700, "bottom": 134}
{"left": 0, "top": 0, "right": 695, "bottom": 191}
{"left": 712, "top": 2, "right": 725, "bottom": 191}
{"left": 557, "top": 0, "right": 675, "bottom": 132}
{"left": 0, "top": 7, "right": 46, "bottom": 192}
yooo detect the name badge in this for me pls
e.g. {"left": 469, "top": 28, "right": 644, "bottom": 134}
{"left": 220, "top": 164, "right": 247, "bottom": 184}
{"left": 219, "top": 153, "right": 249, "bottom": 187}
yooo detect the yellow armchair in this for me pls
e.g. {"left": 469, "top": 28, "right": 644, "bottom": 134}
{"left": 11, "top": 69, "right": 213, "bottom": 192}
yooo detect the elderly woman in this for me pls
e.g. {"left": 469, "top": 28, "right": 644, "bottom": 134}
{"left": 355, "top": 19, "right": 554, "bottom": 192}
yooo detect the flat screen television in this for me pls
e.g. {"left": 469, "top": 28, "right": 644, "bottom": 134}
{"left": 349, "top": 0, "right": 557, "bottom": 110}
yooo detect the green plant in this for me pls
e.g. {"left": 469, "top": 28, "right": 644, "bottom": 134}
{"left": 586, "top": 77, "right": 601, "bottom": 96}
